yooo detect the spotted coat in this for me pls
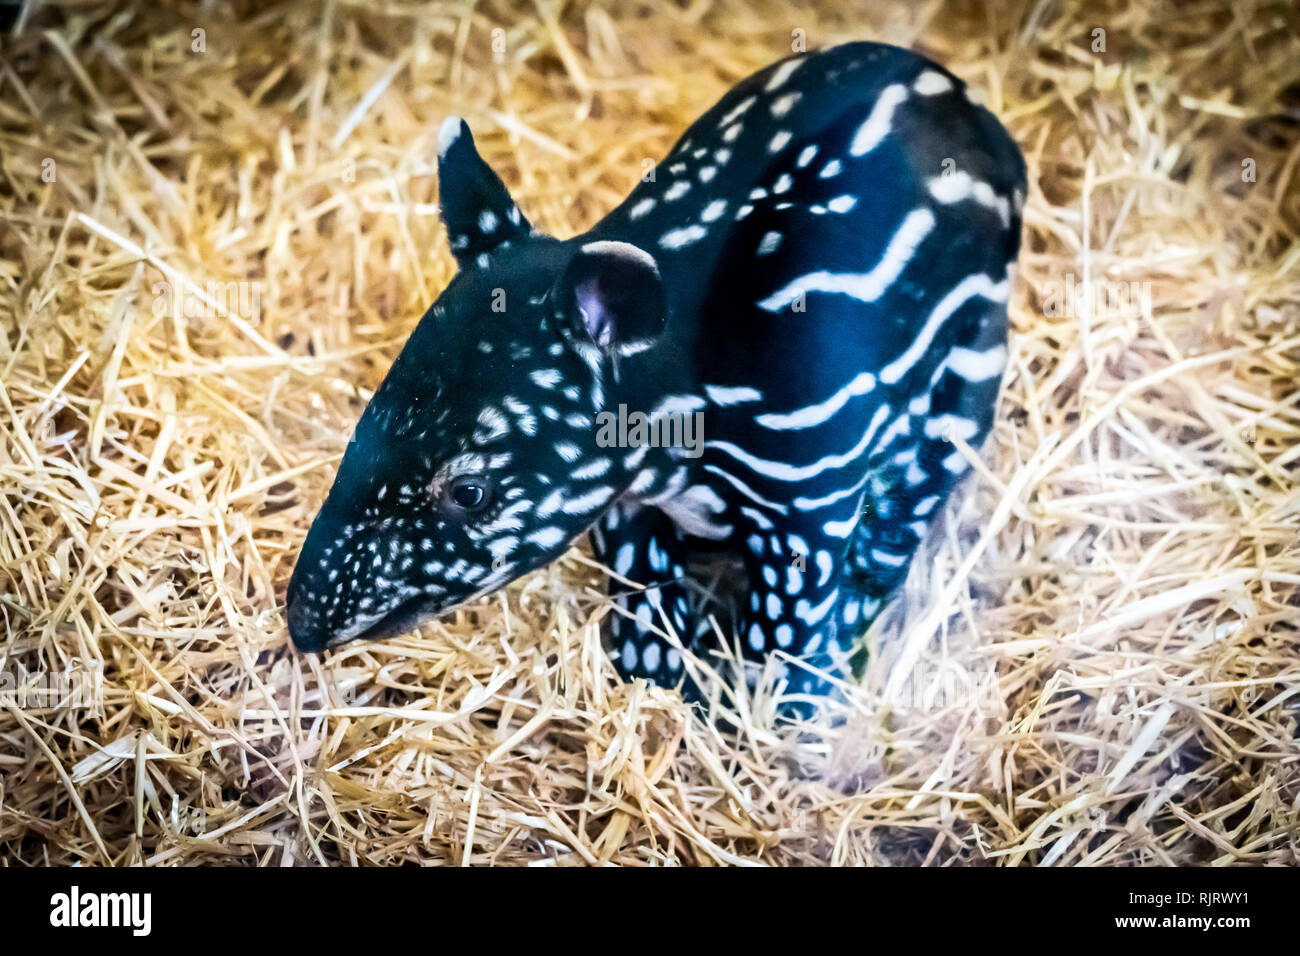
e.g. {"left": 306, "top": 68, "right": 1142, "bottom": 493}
{"left": 286, "top": 42, "right": 1026, "bottom": 706}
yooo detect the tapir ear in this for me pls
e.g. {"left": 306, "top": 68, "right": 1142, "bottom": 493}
{"left": 436, "top": 117, "right": 531, "bottom": 268}
{"left": 552, "top": 241, "right": 667, "bottom": 354}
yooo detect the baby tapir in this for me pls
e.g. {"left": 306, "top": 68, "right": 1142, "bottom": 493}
{"left": 286, "top": 41, "right": 1025, "bottom": 704}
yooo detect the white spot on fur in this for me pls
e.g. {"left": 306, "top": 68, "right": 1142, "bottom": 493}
{"left": 436, "top": 116, "right": 462, "bottom": 157}
{"left": 660, "top": 225, "right": 707, "bottom": 249}
{"left": 770, "top": 92, "right": 801, "bottom": 118}
{"left": 629, "top": 197, "right": 655, "bottom": 220}
{"left": 913, "top": 70, "right": 953, "bottom": 95}
{"left": 528, "top": 526, "right": 566, "bottom": 549}
{"left": 928, "top": 172, "right": 1011, "bottom": 226}
{"left": 701, "top": 199, "right": 727, "bottom": 222}
{"left": 850, "top": 83, "right": 908, "bottom": 156}
{"left": 763, "top": 57, "right": 804, "bottom": 92}
{"left": 665, "top": 180, "right": 691, "bottom": 201}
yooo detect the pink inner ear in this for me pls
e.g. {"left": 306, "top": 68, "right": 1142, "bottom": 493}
{"left": 575, "top": 277, "right": 614, "bottom": 346}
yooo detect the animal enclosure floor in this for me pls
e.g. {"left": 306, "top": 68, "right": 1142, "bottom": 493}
{"left": 0, "top": 0, "right": 1297, "bottom": 865}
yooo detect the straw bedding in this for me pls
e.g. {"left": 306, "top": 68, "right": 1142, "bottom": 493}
{"left": 0, "top": 0, "right": 1297, "bottom": 866}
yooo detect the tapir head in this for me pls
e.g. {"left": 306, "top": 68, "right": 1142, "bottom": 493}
{"left": 286, "top": 118, "right": 670, "bottom": 651}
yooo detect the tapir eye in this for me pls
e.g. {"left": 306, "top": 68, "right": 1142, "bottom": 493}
{"left": 448, "top": 475, "right": 491, "bottom": 513}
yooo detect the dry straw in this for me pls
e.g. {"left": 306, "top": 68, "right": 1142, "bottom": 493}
{"left": 0, "top": 0, "right": 1297, "bottom": 865}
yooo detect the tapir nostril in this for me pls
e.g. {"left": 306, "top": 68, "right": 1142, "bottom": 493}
{"left": 284, "top": 588, "right": 323, "bottom": 653}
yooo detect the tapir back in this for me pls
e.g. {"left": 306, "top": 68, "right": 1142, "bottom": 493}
{"left": 591, "top": 42, "right": 1023, "bottom": 337}
{"left": 582, "top": 42, "right": 1025, "bottom": 691}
